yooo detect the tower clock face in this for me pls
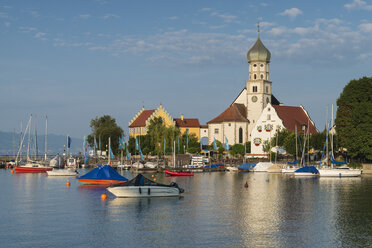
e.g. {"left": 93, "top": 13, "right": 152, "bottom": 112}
{"left": 252, "top": 96, "right": 258, "bottom": 102}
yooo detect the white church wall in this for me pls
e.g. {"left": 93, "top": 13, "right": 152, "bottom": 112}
{"left": 208, "top": 123, "right": 223, "bottom": 145}
{"left": 250, "top": 103, "right": 284, "bottom": 154}
{"left": 233, "top": 88, "right": 247, "bottom": 105}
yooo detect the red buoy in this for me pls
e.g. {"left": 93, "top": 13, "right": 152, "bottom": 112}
{"left": 244, "top": 181, "right": 248, "bottom": 188}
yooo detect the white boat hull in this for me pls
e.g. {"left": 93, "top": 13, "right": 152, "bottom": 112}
{"left": 294, "top": 172, "right": 319, "bottom": 177}
{"left": 47, "top": 169, "right": 77, "bottom": 176}
{"left": 226, "top": 166, "right": 238, "bottom": 171}
{"left": 107, "top": 186, "right": 181, "bottom": 198}
{"left": 281, "top": 167, "right": 298, "bottom": 173}
{"left": 319, "top": 169, "right": 361, "bottom": 177}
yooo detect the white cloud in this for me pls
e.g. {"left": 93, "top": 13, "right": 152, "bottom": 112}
{"left": 79, "top": 14, "right": 91, "bottom": 19}
{"left": 344, "top": 0, "right": 372, "bottom": 10}
{"left": 261, "top": 3, "right": 268, "bottom": 7}
{"left": 101, "top": 13, "right": 120, "bottom": 19}
{"left": 19, "top": 26, "right": 37, "bottom": 33}
{"left": 168, "top": 16, "right": 179, "bottom": 20}
{"left": 279, "top": 8, "right": 303, "bottom": 19}
{"left": 359, "top": 23, "right": 372, "bottom": 32}
{"left": 0, "top": 12, "right": 8, "bottom": 18}
{"left": 200, "top": 8, "right": 212, "bottom": 12}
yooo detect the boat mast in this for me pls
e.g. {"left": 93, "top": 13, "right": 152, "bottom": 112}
{"left": 34, "top": 116, "right": 38, "bottom": 161}
{"left": 326, "top": 106, "right": 329, "bottom": 167}
{"left": 295, "top": 125, "right": 298, "bottom": 162}
{"left": 108, "top": 137, "right": 111, "bottom": 165}
{"left": 173, "top": 140, "right": 176, "bottom": 168}
{"left": 16, "top": 116, "right": 31, "bottom": 165}
{"left": 27, "top": 115, "right": 32, "bottom": 161}
{"left": 44, "top": 115, "right": 48, "bottom": 161}
{"left": 331, "top": 104, "right": 334, "bottom": 167}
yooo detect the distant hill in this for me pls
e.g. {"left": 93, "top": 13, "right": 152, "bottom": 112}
{"left": 0, "top": 131, "right": 83, "bottom": 155}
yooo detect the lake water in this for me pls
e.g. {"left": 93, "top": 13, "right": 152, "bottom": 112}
{"left": 1, "top": 169, "right": 372, "bottom": 248}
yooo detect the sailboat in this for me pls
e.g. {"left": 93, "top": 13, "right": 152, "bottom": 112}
{"left": 15, "top": 115, "right": 52, "bottom": 172}
{"left": 294, "top": 122, "right": 319, "bottom": 176}
{"left": 282, "top": 126, "right": 300, "bottom": 173}
{"left": 318, "top": 105, "right": 361, "bottom": 177}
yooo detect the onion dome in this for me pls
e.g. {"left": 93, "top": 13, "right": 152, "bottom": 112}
{"left": 247, "top": 37, "right": 271, "bottom": 63}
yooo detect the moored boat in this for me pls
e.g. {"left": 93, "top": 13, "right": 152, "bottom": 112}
{"left": 14, "top": 162, "right": 52, "bottom": 172}
{"left": 318, "top": 166, "right": 361, "bottom": 177}
{"left": 165, "top": 170, "right": 194, "bottom": 176}
{"left": 294, "top": 166, "right": 319, "bottom": 176}
{"left": 237, "top": 162, "right": 256, "bottom": 171}
{"left": 107, "top": 174, "right": 184, "bottom": 198}
{"left": 77, "top": 164, "right": 128, "bottom": 185}
{"left": 47, "top": 169, "right": 78, "bottom": 176}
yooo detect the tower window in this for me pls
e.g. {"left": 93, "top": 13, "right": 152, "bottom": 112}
{"left": 253, "top": 64, "right": 257, "bottom": 67}
{"left": 260, "top": 64, "right": 264, "bottom": 68}
{"left": 260, "top": 74, "right": 264, "bottom": 79}
{"left": 266, "top": 97, "right": 270, "bottom": 103}
{"left": 266, "top": 86, "right": 269, "bottom": 93}
{"left": 254, "top": 74, "right": 257, "bottom": 80}
{"left": 252, "top": 86, "right": 257, "bottom": 92}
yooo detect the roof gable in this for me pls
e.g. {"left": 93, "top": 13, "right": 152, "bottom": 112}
{"left": 129, "top": 110, "right": 155, "bottom": 127}
{"left": 174, "top": 118, "right": 200, "bottom": 128}
{"left": 273, "top": 105, "right": 318, "bottom": 134}
{"left": 208, "top": 103, "right": 248, "bottom": 124}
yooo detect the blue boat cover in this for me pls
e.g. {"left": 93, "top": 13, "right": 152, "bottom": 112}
{"left": 238, "top": 163, "right": 256, "bottom": 170}
{"left": 331, "top": 157, "right": 348, "bottom": 165}
{"left": 78, "top": 165, "right": 128, "bottom": 181}
{"left": 295, "top": 166, "right": 319, "bottom": 174}
{"left": 287, "top": 160, "right": 298, "bottom": 165}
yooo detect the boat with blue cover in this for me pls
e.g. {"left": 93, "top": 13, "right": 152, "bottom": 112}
{"left": 294, "top": 166, "right": 319, "bottom": 176}
{"left": 77, "top": 165, "right": 128, "bottom": 185}
{"left": 237, "top": 163, "right": 256, "bottom": 171}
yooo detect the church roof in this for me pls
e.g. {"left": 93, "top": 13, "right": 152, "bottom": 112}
{"left": 207, "top": 103, "right": 248, "bottom": 124}
{"left": 247, "top": 37, "right": 271, "bottom": 62}
{"left": 273, "top": 105, "right": 318, "bottom": 134}
{"left": 129, "top": 110, "right": 155, "bottom": 127}
{"left": 174, "top": 118, "right": 200, "bottom": 128}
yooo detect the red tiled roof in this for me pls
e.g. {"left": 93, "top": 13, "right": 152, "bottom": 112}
{"left": 200, "top": 124, "right": 208, "bottom": 128}
{"left": 207, "top": 103, "right": 248, "bottom": 124}
{"left": 273, "top": 105, "right": 318, "bottom": 134}
{"left": 174, "top": 118, "right": 200, "bottom": 127}
{"left": 129, "top": 110, "right": 155, "bottom": 127}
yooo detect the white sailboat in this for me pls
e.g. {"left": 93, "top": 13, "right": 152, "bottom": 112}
{"left": 318, "top": 105, "right": 362, "bottom": 177}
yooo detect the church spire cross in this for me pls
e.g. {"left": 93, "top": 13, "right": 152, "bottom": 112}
{"left": 257, "top": 21, "right": 260, "bottom": 38}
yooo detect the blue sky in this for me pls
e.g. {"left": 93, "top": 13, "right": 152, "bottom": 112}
{"left": 1, "top": 0, "right": 371, "bottom": 138}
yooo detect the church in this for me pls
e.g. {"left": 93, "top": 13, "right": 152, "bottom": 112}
{"left": 207, "top": 27, "right": 317, "bottom": 155}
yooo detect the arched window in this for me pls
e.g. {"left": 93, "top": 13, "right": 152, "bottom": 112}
{"left": 239, "top": 128, "right": 243, "bottom": 143}
{"left": 260, "top": 74, "right": 264, "bottom": 79}
{"left": 254, "top": 74, "right": 257, "bottom": 79}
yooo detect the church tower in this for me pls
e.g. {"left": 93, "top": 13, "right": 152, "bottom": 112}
{"left": 246, "top": 23, "right": 272, "bottom": 137}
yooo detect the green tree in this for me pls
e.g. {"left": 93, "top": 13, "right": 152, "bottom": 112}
{"left": 87, "top": 115, "right": 123, "bottom": 154}
{"left": 335, "top": 77, "right": 372, "bottom": 160}
{"left": 230, "top": 144, "right": 245, "bottom": 157}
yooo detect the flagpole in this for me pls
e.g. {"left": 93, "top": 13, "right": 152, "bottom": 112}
{"left": 108, "top": 137, "right": 111, "bottom": 166}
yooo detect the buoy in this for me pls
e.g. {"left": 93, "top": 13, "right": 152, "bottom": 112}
{"left": 101, "top": 193, "right": 107, "bottom": 200}
{"left": 10, "top": 170, "right": 14, "bottom": 173}
{"left": 44, "top": 173, "right": 47, "bottom": 177}
{"left": 151, "top": 174, "right": 154, "bottom": 177}
{"left": 281, "top": 174, "right": 284, "bottom": 177}
{"left": 290, "top": 176, "right": 293, "bottom": 179}
{"left": 66, "top": 181, "right": 71, "bottom": 187}
{"left": 154, "top": 178, "right": 157, "bottom": 181}
{"left": 244, "top": 181, "right": 248, "bottom": 188}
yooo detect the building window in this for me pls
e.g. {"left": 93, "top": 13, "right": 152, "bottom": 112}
{"left": 214, "top": 128, "right": 219, "bottom": 134}
{"left": 254, "top": 74, "right": 257, "bottom": 80}
{"left": 239, "top": 128, "right": 243, "bottom": 143}
{"left": 267, "top": 114, "right": 271, "bottom": 120}
{"left": 266, "top": 86, "right": 269, "bottom": 93}
{"left": 266, "top": 97, "right": 270, "bottom": 103}
{"left": 253, "top": 64, "right": 257, "bottom": 67}
{"left": 252, "top": 86, "right": 257, "bottom": 92}
{"left": 186, "top": 128, "right": 189, "bottom": 134}
{"left": 228, "top": 123, "right": 231, "bottom": 127}
{"left": 260, "top": 64, "right": 264, "bottom": 68}
{"left": 261, "top": 74, "right": 264, "bottom": 79}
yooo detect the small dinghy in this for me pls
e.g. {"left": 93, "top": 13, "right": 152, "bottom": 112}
{"left": 78, "top": 165, "right": 128, "bottom": 185}
{"left": 107, "top": 174, "right": 184, "bottom": 198}
{"left": 165, "top": 170, "right": 194, "bottom": 176}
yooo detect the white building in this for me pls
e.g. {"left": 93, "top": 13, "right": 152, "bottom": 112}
{"left": 250, "top": 103, "right": 318, "bottom": 155}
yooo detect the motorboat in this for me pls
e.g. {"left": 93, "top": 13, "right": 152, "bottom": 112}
{"left": 118, "top": 164, "right": 131, "bottom": 170}
{"left": 107, "top": 174, "right": 184, "bottom": 198}
{"left": 165, "top": 170, "right": 194, "bottom": 176}
{"left": 318, "top": 166, "right": 362, "bottom": 177}
{"left": 294, "top": 166, "right": 319, "bottom": 176}
{"left": 66, "top": 156, "right": 78, "bottom": 168}
{"left": 77, "top": 164, "right": 128, "bottom": 185}
{"left": 131, "top": 162, "right": 145, "bottom": 169}
{"left": 145, "top": 162, "right": 158, "bottom": 169}
{"left": 47, "top": 169, "right": 78, "bottom": 176}
{"left": 281, "top": 166, "right": 299, "bottom": 174}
